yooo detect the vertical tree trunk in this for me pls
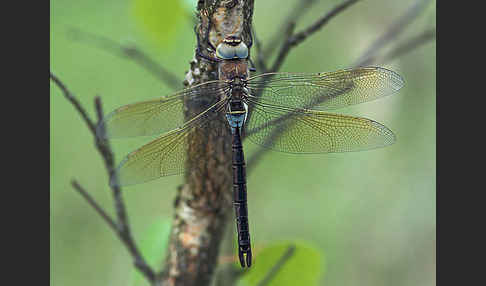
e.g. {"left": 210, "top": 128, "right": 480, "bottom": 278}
{"left": 160, "top": 1, "right": 254, "bottom": 285}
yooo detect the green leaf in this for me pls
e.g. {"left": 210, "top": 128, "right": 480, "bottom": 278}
{"left": 236, "top": 241, "right": 324, "bottom": 286}
{"left": 132, "top": 0, "right": 186, "bottom": 48}
{"left": 131, "top": 217, "right": 172, "bottom": 286}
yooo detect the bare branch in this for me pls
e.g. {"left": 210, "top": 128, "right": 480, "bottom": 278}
{"left": 372, "top": 27, "right": 436, "bottom": 66}
{"left": 93, "top": 97, "right": 157, "bottom": 283}
{"left": 269, "top": 21, "right": 296, "bottom": 73}
{"left": 50, "top": 75, "right": 156, "bottom": 284}
{"left": 263, "top": 0, "right": 319, "bottom": 58}
{"left": 160, "top": 1, "right": 255, "bottom": 285}
{"left": 353, "top": 0, "right": 433, "bottom": 67}
{"left": 257, "top": 244, "right": 296, "bottom": 286}
{"left": 68, "top": 28, "right": 181, "bottom": 90}
{"left": 50, "top": 72, "right": 96, "bottom": 134}
{"left": 72, "top": 179, "right": 118, "bottom": 231}
{"left": 271, "top": 0, "right": 361, "bottom": 72}
{"left": 72, "top": 180, "right": 156, "bottom": 283}
{"left": 252, "top": 26, "right": 268, "bottom": 73}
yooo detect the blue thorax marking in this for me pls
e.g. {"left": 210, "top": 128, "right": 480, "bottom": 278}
{"left": 226, "top": 100, "right": 248, "bottom": 134}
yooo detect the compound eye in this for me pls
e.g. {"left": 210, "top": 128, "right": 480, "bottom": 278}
{"left": 216, "top": 43, "right": 236, "bottom": 59}
{"left": 235, "top": 42, "right": 248, "bottom": 59}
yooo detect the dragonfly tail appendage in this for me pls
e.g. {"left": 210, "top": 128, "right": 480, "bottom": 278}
{"left": 238, "top": 244, "right": 252, "bottom": 268}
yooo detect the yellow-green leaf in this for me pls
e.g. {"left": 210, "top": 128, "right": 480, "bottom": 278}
{"left": 237, "top": 241, "right": 324, "bottom": 286}
{"left": 132, "top": 0, "right": 186, "bottom": 48}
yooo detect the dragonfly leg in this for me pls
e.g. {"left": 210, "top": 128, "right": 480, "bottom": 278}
{"left": 195, "top": 19, "right": 221, "bottom": 63}
{"left": 247, "top": 25, "right": 253, "bottom": 49}
{"left": 205, "top": 16, "right": 218, "bottom": 53}
{"left": 248, "top": 58, "right": 257, "bottom": 72}
{"left": 196, "top": 45, "right": 221, "bottom": 63}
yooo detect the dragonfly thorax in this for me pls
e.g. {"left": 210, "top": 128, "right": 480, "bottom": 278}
{"left": 218, "top": 59, "right": 249, "bottom": 82}
{"left": 228, "top": 77, "right": 249, "bottom": 97}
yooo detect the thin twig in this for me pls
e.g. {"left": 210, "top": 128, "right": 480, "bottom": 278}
{"left": 50, "top": 72, "right": 96, "bottom": 134}
{"left": 94, "top": 98, "right": 156, "bottom": 282}
{"left": 353, "top": 0, "right": 433, "bottom": 67}
{"left": 252, "top": 26, "right": 267, "bottom": 73}
{"left": 72, "top": 179, "right": 156, "bottom": 283}
{"left": 271, "top": 0, "right": 361, "bottom": 73}
{"left": 68, "top": 28, "right": 181, "bottom": 90}
{"left": 92, "top": 97, "right": 116, "bottom": 176}
{"left": 50, "top": 74, "right": 156, "bottom": 284}
{"left": 92, "top": 98, "right": 146, "bottom": 275}
{"left": 257, "top": 244, "right": 296, "bottom": 286}
{"left": 269, "top": 20, "right": 296, "bottom": 73}
{"left": 372, "top": 27, "right": 436, "bottom": 66}
{"left": 263, "top": 0, "right": 318, "bottom": 58}
{"left": 72, "top": 180, "right": 118, "bottom": 231}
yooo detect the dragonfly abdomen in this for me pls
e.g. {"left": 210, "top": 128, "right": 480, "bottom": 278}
{"left": 232, "top": 127, "right": 252, "bottom": 267}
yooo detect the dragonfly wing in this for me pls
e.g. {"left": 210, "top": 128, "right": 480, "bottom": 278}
{"left": 112, "top": 99, "right": 227, "bottom": 186}
{"left": 98, "top": 80, "right": 228, "bottom": 139}
{"left": 244, "top": 99, "right": 395, "bottom": 154}
{"left": 246, "top": 67, "right": 403, "bottom": 111}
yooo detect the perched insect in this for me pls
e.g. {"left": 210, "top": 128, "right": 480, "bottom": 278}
{"left": 98, "top": 34, "right": 404, "bottom": 268}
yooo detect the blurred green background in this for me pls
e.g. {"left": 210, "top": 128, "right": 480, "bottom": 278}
{"left": 50, "top": 0, "right": 436, "bottom": 285}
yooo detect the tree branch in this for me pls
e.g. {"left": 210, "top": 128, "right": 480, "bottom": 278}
{"left": 262, "top": 0, "right": 319, "bottom": 58}
{"left": 159, "top": 1, "right": 255, "bottom": 285}
{"left": 353, "top": 0, "right": 433, "bottom": 67}
{"left": 71, "top": 179, "right": 118, "bottom": 231}
{"left": 68, "top": 28, "right": 181, "bottom": 90}
{"left": 49, "top": 72, "right": 96, "bottom": 134}
{"left": 252, "top": 26, "right": 267, "bottom": 73}
{"left": 271, "top": 0, "right": 361, "bottom": 73}
{"left": 364, "top": 27, "right": 436, "bottom": 66}
{"left": 50, "top": 73, "right": 156, "bottom": 284}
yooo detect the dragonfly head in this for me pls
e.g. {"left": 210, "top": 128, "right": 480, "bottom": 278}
{"left": 216, "top": 36, "right": 248, "bottom": 60}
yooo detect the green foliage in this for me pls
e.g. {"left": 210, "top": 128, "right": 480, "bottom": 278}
{"left": 237, "top": 241, "right": 324, "bottom": 286}
{"left": 132, "top": 0, "right": 186, "bottom": 48}
{"left": 131, "top": 217, "right": 172, "bottom": 286}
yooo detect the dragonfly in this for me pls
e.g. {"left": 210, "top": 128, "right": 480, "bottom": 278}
{"left": 97, "top": 35, "right": 404, "bottom": 268}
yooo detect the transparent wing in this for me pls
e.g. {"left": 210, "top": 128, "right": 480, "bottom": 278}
{"left": 98, "top": 80, "right": 229, "bottom": 139}
{"left": 246, "top": 67, "right": 403, "bottom": 111}
{"left": 244, "top": 99, "right": 395, "bottom": 154}
{"left": 111, "top": 99, "right": 227, "bottom": 186}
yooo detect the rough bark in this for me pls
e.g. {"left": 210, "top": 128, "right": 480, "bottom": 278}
{"left": 160, "top": 1, "right": 254, "bottom": 285}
